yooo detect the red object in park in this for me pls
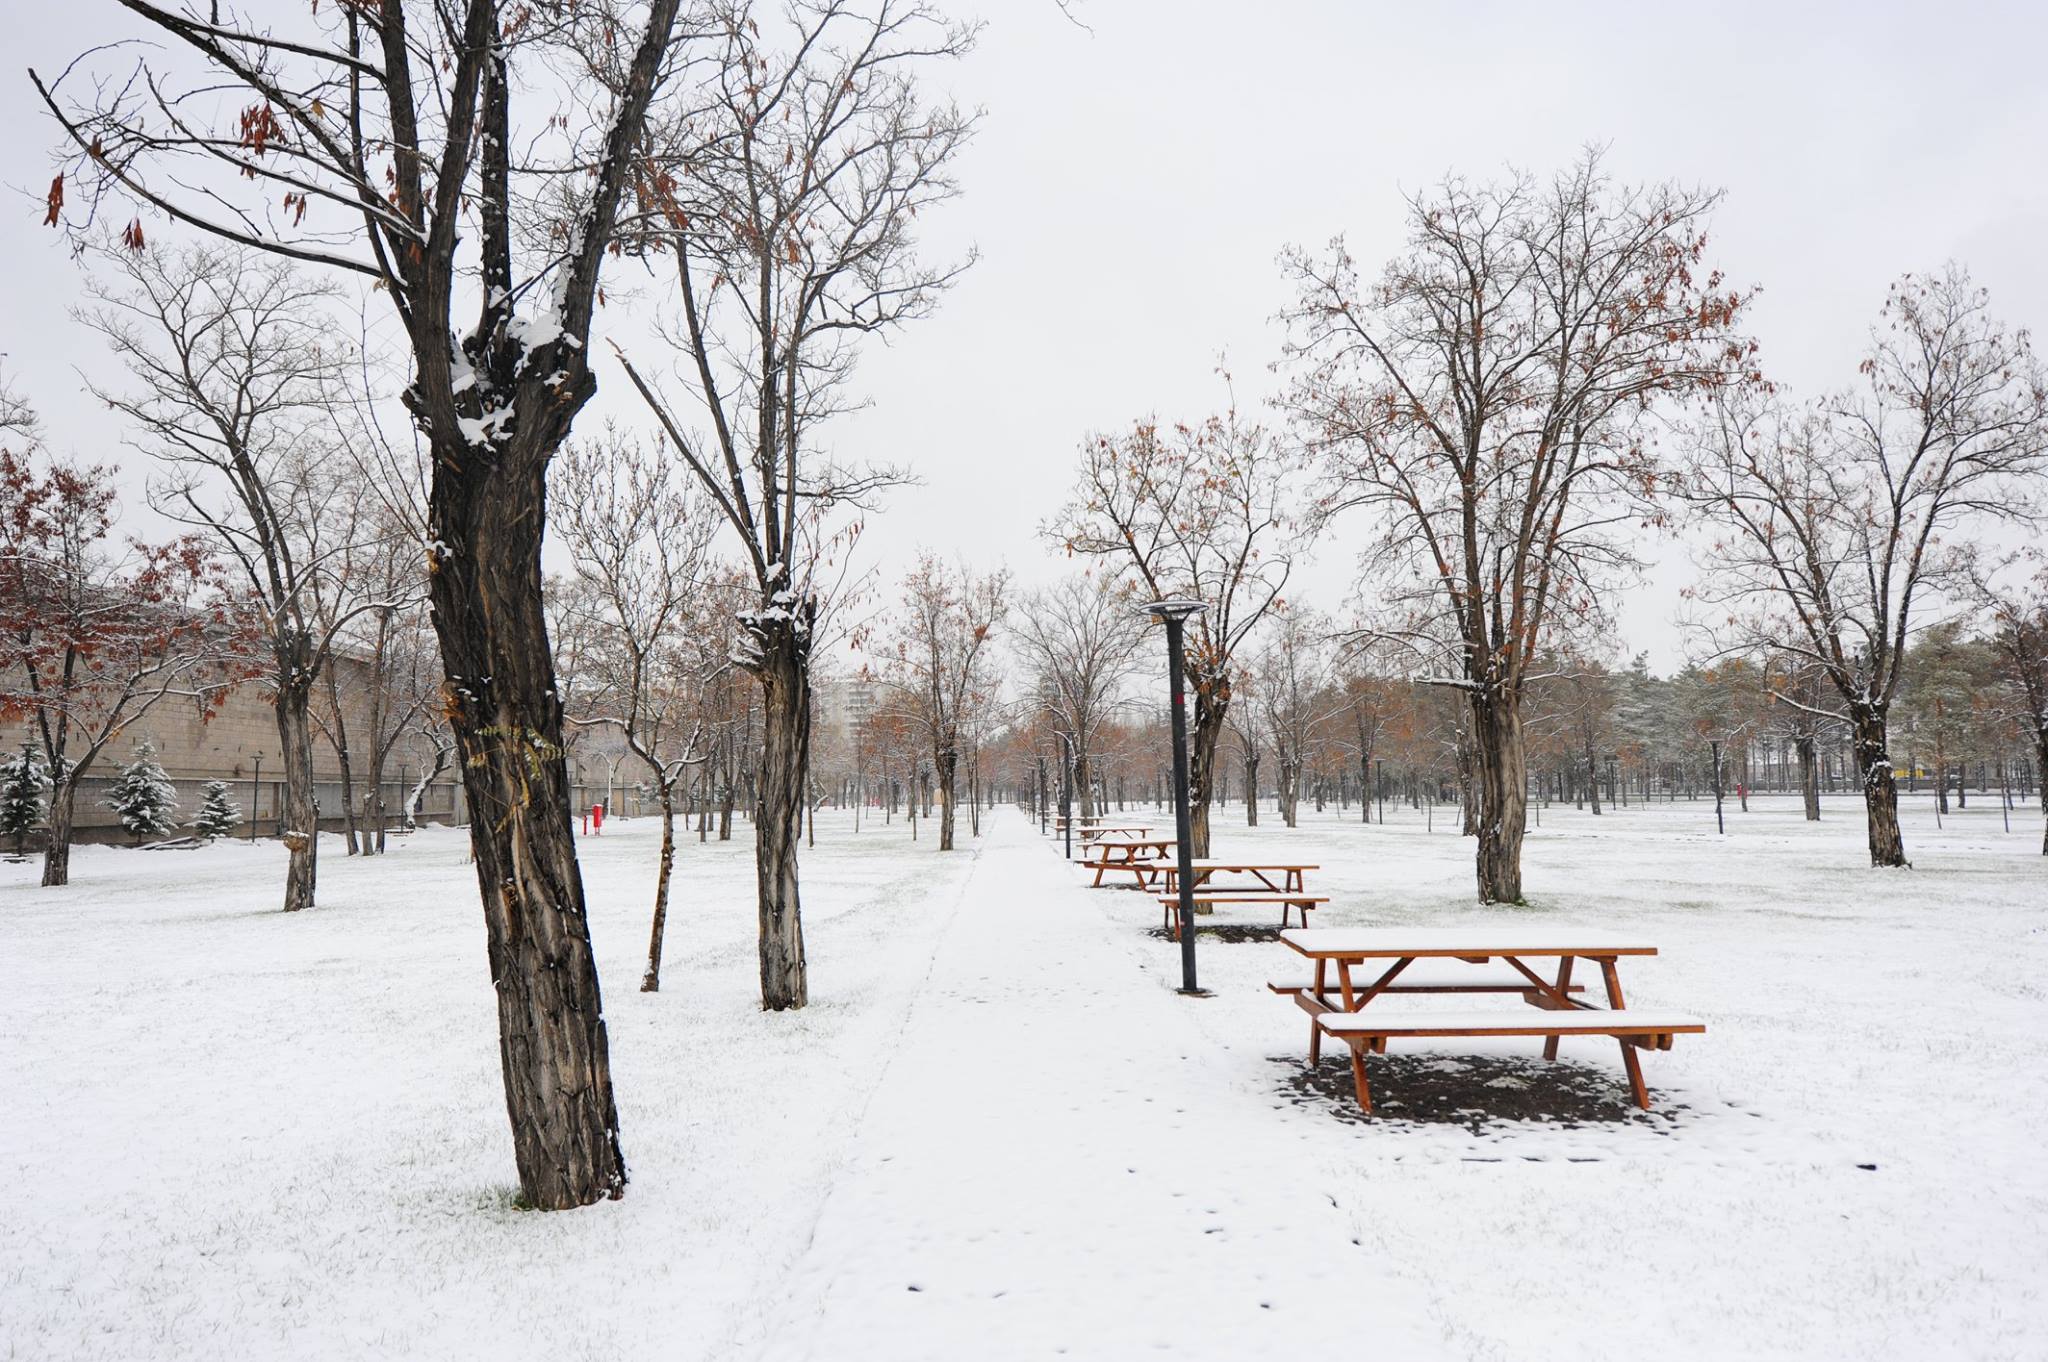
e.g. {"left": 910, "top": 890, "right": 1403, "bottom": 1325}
{"left": 592, "top": 804, "right": 604, "bottom": 834}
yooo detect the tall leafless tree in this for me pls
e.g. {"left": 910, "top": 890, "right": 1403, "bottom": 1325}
{"left": 876, "top": 554, "right": 1007, "bottom": 851}
{"left": 1011, "top": 573, "right": 1147, "bottom": 823}
{"left": 615, "top": 0, "right": 974, "bottom": 1009}
{"left": 37, "top": 0, "right": 696, "bottom": 1208}
{"left": 1283, "top": 154, "right": 1748, "bottom": 902}
{"left": 1050, "top": 401, "right": 1297, "bottom": 856}
{"left": 554, "top": 427, "right": 721, "bottom": 990}
{"left": 1686, "top": 267, "right": 2048, "bottom": 867}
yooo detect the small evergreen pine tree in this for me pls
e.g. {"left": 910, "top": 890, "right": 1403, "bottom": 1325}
{"left": 104, "top": 740, "right": 180, "bottom": 845}
{"left": 0, "top": 741, "right": 48, "bottom": 856}
{"left": 192, "top": 780, "right": 243, "bottom": 840}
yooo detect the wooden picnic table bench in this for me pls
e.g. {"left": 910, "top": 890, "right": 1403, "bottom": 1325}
{"left": 1156, "top": 892, "right": 1329, "bottom": 936}
{"left": 1275, "top": 929, "right": 1703, "bottom": 1112}
{"left": 1079, "top": 837, "right": 1176, "bottom": 887}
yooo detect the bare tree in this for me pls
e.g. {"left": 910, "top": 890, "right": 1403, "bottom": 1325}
{"left": 1050, "top": 401, "right": 1297, "bottom": 856}
{"left": 1978, "top": 574, "right": 2048, "bottom": 853}
{"left": 875, "top": 554, "right": 1008, "bottom": 851}
{"left": 37, "top": 0, "right": 695, "bottom": 1209}
{"left": 0, "top": 448, "right": 247, "bottom": 885}
{"left": 554, "top": 428, "right": 720, "bottom": 991}
{"left": 1686, "top": 267, "right": 2048, "bottom": 867}
{"left": 1283, "top": 153, "right": 1748, "bottom": 902}
{"left": 615, "top": 0, "right": 975, "bottom": 1009}
{"left": 1250, "top": 609, "right": 1340, "bottom": 828}
{"left": 82, "top": 243, "right": 397, "bottom": 909}
{"left": 1011, "top": 573, "right": 1147, "bottom": 823}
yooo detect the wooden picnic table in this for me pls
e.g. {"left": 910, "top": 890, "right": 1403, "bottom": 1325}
{"left": 1079, "top": 836, "right": 1176, "bottom": 887}
{"left": 1273, "top": 928, "right": 1703, "bottom": 1111}
{"left": 1159, "top": 860, "right": 1318, "bottom": 894}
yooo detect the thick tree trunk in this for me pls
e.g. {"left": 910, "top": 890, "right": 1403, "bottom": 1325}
{"left": 325, "top": 672, "right": 361, "bottom": 856}
{"left": 1188, "top": 688, "right": 1225, "bottom": 859}
{"left": 1471, "top": 692, "right": 1529, "bottom": 904}
{"left": 641, "top": 788, "right": 677, "bottom": 993}
{"left": 751, "top": 628, "right": 811, "bottom": 1011}
{"left": 1851, "top": 708, "right": 1909, "bottom": 867}
{"left": 41, "top": 776, "right": 78, "bottom": 887}
{"left": 426, "top": 422, "right": 627, "bottom": 1211}
{"left": 276, "top": 681, "right": 320, "bottom": 913}
{"left": 936, "top": 744, "right": 958, "bottom": 851}
{"left": 1797, "top": 735, "right": 1820, "bottom": 821}
{"left": 1244, "top": 749, "right": 1259, "bottom": 827}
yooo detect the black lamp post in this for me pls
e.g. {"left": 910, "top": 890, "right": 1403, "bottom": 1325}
{"left": 1141, "top": 598, "right": 1207, "bottom": 995}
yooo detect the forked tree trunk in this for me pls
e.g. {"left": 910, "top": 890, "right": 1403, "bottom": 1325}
{"left": 752, "top": 632, "right": 811, "bottom": 1010}
{"left": 1797, "top": 736, "right": 1821, "bottom": 821}
{"left": 41, "top": 776, "right": 78, "bottom": 887}
{"left": 1471, "top": 692, "right": 1529, "bottom": 904}
{"left": 642, "top": 786, "right": 678, "bottom": 992}
{"left": 426, "top": 420, "right": 627, "bottom": 1211}
{"left": 1851, "top": 708, "right": 1909, "bottom": 868}
{"left": 276, "top": 680, "right": 320, "bottom": 913}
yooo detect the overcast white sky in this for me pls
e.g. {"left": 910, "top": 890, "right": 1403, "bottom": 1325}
{"left": 7, "top": 1, "right": 2048, "bottom": 669}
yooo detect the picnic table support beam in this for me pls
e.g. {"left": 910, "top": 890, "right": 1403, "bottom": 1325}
{"left": 1543, "top": 956, "right": 1577, "bottom": 1060}
{"left": 1598, "top": 956, "right": 1649, "bottom": 1108}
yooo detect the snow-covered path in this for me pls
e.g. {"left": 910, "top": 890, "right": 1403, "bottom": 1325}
{"left": 750, "top": 816, "right": 1434, "bottom": 1360}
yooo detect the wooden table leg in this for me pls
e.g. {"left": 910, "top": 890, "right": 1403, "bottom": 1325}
{"left": 1543, "top": 956, "right": 1577, "bottom": 1060}
{"left": 1348, "top": 1038, "right": 1373, "bottom": 1113}
{"left": 1309, "top": 959, "right": 1327, "bottom": 1065}
{"left": 1598, "top": 955, "right": 1649, "bottom": 1109}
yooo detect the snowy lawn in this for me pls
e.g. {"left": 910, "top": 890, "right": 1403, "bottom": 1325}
{"left": 3, "top": 796, "right": 2044, "bottom": 1360}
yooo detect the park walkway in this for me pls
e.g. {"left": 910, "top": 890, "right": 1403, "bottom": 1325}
{"left": 748, "top": 813, "right": 1434, "bottom": 1360}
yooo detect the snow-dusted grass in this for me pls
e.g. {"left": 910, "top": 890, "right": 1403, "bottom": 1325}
{"left": 2, "top": 794, "right": 2043, "bottom": 1360}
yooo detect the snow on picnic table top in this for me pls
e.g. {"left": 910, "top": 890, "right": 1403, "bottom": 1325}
{"left": 1171, "top": 859, "right": 1321, "bottom": 870}
{"left": 1281, "top": 928, "right": 1660, "bottom": 958}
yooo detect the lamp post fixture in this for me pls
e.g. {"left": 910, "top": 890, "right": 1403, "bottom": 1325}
{"left": 1140, "top": 598, "right": 1208, "bottom": 995}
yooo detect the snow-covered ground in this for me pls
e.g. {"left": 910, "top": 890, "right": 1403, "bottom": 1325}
{"left": 3, "top": 794, "right": 2044, "bottom": 1360}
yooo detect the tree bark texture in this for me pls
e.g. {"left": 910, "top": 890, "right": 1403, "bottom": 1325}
{"left": 1851, "top": 709, "right": 1909, "bottom": 868}
{"left": 1471, "top": 693, "right": 1529, "bottom": 904}
{"left": 936, "top": 745, "right": 958, "bottom": 851}
{"left": 751, "top": 623, "right": 811, "bottom": 1011}
{"left": 41, "top": 777, "right": 77, "bottom": 887}
{"left": 642, "top": 789, "right": 677, "bottom": 992}
{"left": 1797, "top": 736, "right": 1821, "bottom": 821}
{"left": 427, "top": 414, "right": 627, "bottom": 1210}
{"left": 275, "top": 678, "right": 320, "bottom": 913}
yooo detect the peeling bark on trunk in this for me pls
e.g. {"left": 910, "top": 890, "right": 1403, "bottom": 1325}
{"left": 1851, "top": 708, "right": 1909, "bottom": 867}
{"left": 427, "top": 414, "right": 626, "bottom": 1210}
{"left": 276, "top": 678, "right": 320, "bottom": 913}
{"left": 751, "top": 628, "right": 811, "bottom": 1011}
{"left": 1471, "top": 692, "right": 1528, "bottom": 904}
